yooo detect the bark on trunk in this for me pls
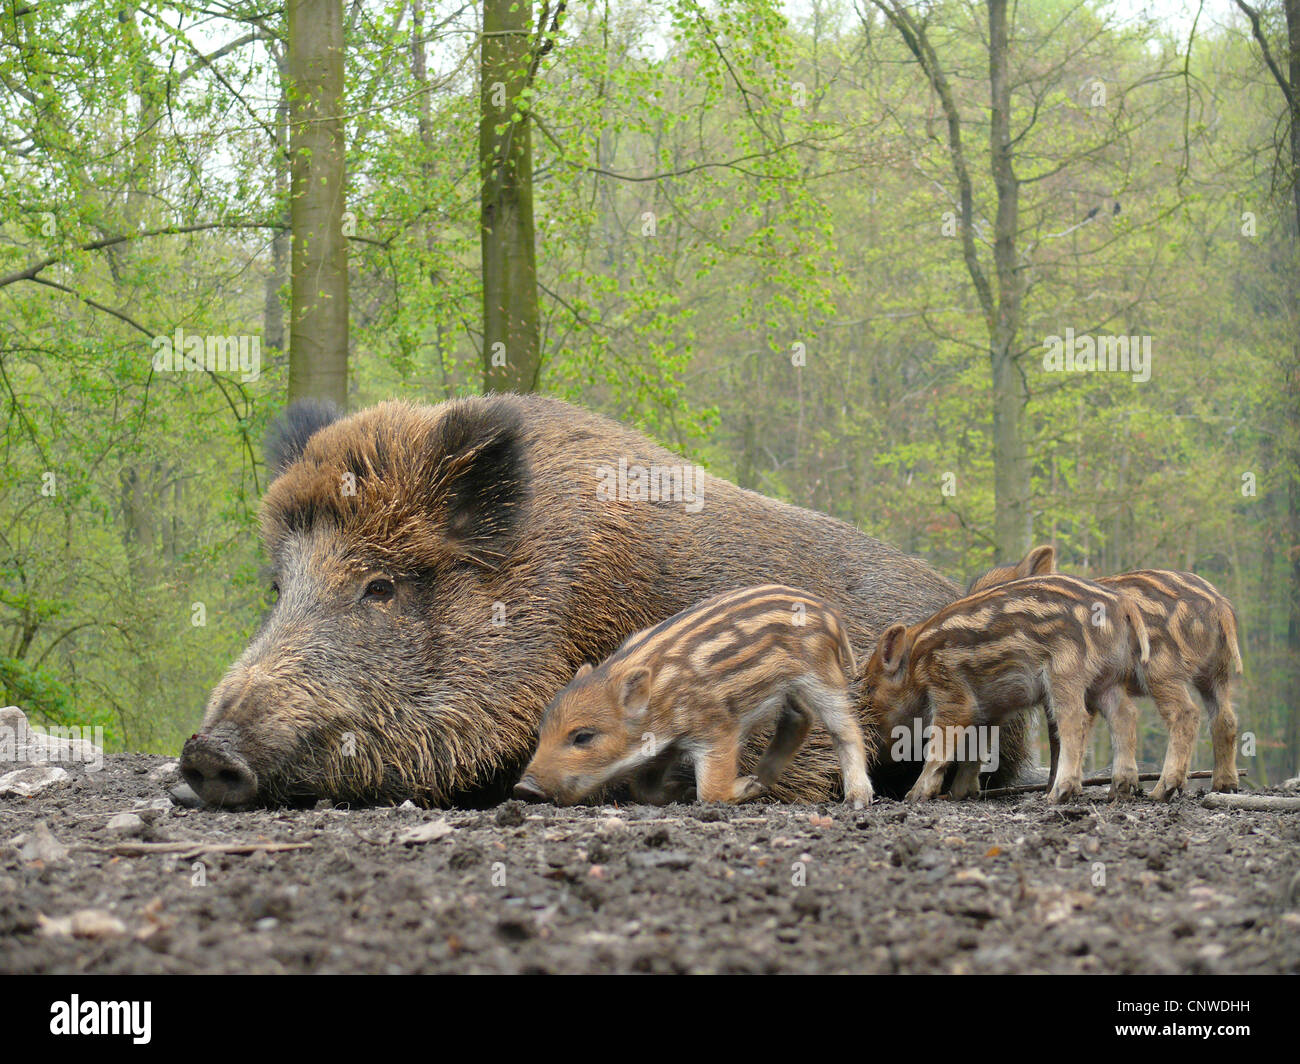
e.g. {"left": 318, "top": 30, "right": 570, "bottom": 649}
{"left": 287, "top": 0, "right": 349, "bottom": 407}
{"left": 480, "top": 0, "right": 541, "bottom": 393}
{"left": 988, "top": 0, "right": 1029, "bottom": 558}
{"left": 1286, "top": 0, "right": 1300, "bottom": 775}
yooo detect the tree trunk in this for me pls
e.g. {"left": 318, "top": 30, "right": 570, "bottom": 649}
{"left": 1285, "top": 0, "right": 1300, "bottom": 775}
{"left": 869, "top": 0, "right": 1030, "bottom": 558}
{"left": 988, "top": 0, "right": 1029, "bottom": 558}
{"left": 412, "top": 0, "right": 453, "bottom": 399}
{"left": 287, "top": 0, "right": 349, "bottom": 408}
{"left": 480, "top": 0, "right": 541, "bottom": 393}
{"left": 265, "top": 47, "right": 290, "bottom": 356}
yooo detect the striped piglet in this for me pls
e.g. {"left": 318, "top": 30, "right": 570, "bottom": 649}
{"left": 514, "top": 584, "right": 874, "bottom": 807}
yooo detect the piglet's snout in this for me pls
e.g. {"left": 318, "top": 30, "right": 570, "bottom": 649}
{"left": 513, "top": 775, "right": 547, "bottom": 801}
{"left": 180, "top": 733, "right": 258, "bottom": 808}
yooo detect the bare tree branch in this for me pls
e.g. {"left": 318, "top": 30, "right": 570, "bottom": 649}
{"left": 1235, "top": 0, "right": 1295, "bottom": 108}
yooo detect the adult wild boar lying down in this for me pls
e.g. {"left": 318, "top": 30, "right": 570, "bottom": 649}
{"left": 180, "top": 394, "right": 1034, "bottom": 808}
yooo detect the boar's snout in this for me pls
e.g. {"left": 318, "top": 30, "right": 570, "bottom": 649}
{"left": 513, "top": 775, "right": 548, "bottom": 802}
{"left": 180, "top": 733, "right": 258, "bottom": 808}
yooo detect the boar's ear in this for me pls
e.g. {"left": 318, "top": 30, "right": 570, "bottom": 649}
{"left": 432, "top": 399, "right": 529, "bottom": 565}
{"left": 878, "top": 624, "right": 910, "bottom": 676}
{"left": 619, "top": 666, "right": 653, "bottom": 718}
{"left": 1022, "top": 544, "right": 1056, "bottom": 577}
{"left": 265, "top": 399, "right": 343, "bottom": 476}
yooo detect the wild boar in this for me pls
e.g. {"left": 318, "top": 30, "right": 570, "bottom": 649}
{"left": 968, "top": 545, "right": 1243, "bottom": 799}
{"left": 513, "top": 584, "right": 874, "bottom": 807}
{"left": 180, "top": 394, "right": 1029, "bottom": 807}
{"left": 862, "top": 574, "right": 1150, "bottom": 804}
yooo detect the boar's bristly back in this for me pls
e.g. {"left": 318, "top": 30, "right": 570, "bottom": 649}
{"left": 265, "top": 399, "right": 344, "bottom": 477}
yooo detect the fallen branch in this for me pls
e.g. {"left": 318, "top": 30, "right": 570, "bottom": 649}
{"left": 106, "top": 841, "right": 312, "bottom": 859}
{"left": 978, "top": 769, "right": 1238, "bottom": 800}
{"left": 1200, "top": 792, "right": 1300, "bottom": 813}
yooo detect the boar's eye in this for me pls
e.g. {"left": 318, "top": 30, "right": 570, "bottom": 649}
{"left": 569, "top": 728, "right": 597, "bottom": 748}
{"left": 362, "top": 578, "right": 395, "bottom": 603}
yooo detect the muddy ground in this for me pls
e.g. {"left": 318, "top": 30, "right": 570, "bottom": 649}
{"left": 1, "top": 753, "right": 1297, "bottom": 974}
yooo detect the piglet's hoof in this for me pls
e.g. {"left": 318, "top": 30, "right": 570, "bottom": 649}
{"left": 1047, "top": 782, "right": 1082, "bottom": 804}
{"left": 1107, "top": 778, "right": 1142, "bottom": 802}
{"left": 1150, "top": 780, "right": 1182, "bottom": 802}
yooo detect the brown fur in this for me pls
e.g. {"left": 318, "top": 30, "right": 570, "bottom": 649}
{"left": 861, "top": 575, "right": 1150, "bottom": 804}
{"left": 183, "top": 395, "right": 1032, "bottom": 807}
{"left": 517, "top": 585, "right": 873, "bottom": 806}
{"left": 969, "top": 546, "right": 1243, "bottom": 798}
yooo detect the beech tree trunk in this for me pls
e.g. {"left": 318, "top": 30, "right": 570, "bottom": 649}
{"left": 1285, "top": 0, "right": 1300, "bottom": 774}
{"left": 480, "top": 0, "right": 541, "bottom": 393}
{"left": 287, "top": 0, "right": 349, "bottom": 407}
{"left": 987, "top": 0, "right": 1029, "bottom": 557}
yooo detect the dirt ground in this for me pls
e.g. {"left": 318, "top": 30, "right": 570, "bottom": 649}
{"left": 1, "top": 753, "right": 1297, "bottom": 974}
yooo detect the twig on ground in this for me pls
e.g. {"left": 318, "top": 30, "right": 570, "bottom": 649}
{"left": 1200, "top": 792, "right": 1300, "bottom": 812}
{"left": 979, "top": 769, "right": 1240, "bottom": 800}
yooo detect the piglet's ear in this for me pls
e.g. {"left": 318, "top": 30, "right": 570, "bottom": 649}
{"left": 619, "top": 666, "right": 652, "bottom": 718}
{"left": 878, "top": 624, "right": 910, "bottom": 676}
{"left": 1022, "top": 544, "right": 1056, "bottom": 578}
{"left": 573, "top": 663, "right": 594, "bottom": 682}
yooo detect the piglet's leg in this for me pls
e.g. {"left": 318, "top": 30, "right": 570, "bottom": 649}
{"left": 806, "top": 685, "right": 874, "bottom": 808}
{"left": 630, "top": 754, "right": 695, "bottom": 805}
{"left": 906, "top": 690, "right": 974, "bottom": 803}
{"left": 949, "top": 760, "right": 982, "bottom": 800}
{"left": 695, "top": 726, "right": 762, "bottom": 803}
{"left": 755, "top": 698, "right": 812, "bottom": 789}
{"left": 1095, "top": 687, "right": 1140, "bottom": 800}
{"left": 1200, "top": 677, "right": 1239, "bottom": 794}
{"left": 1149, "top": 679, "right": 1200, "bottom": 801}
{"left": 1046, "top": 682, "right": 1092, "bottom": 804}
